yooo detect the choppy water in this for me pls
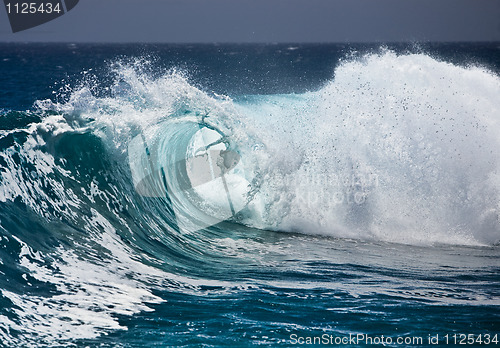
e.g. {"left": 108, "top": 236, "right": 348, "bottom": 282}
{"left": 0, "top": 43, "right": 499, "bottom": 347}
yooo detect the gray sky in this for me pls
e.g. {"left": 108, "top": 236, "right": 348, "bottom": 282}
{"left": 1, "top": 0, "right": 499, "bottom": 43}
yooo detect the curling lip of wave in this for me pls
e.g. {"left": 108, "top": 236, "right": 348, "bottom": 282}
{"left": 6, "top": 51, "right": 500, "bottom": 248}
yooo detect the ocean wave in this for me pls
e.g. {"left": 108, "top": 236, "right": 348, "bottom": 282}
{"left": 1, "top": 50, "right": 500, "bottom": 345}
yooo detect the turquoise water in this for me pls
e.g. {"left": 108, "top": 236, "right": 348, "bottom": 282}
{"left": 0, "top": 43, "right": 499, "bottom": 347}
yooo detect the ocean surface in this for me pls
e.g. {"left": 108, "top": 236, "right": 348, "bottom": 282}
{"left": 0, "top": 43, "right": 500, "bottom": 347}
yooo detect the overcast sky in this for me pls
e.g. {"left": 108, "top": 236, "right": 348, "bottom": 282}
{"left": 1, "top": 0, "right": 499, "bottom": 43}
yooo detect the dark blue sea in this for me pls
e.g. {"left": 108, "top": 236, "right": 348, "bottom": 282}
{"left": 0, "top": 43, "right": 500, "bottom": 347}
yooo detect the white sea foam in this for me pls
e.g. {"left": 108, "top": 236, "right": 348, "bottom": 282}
{"left": 230, "top": 52, "right": 500, "bottom": 246}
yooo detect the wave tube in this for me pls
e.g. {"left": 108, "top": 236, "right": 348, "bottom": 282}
{"left": 128, "top": 115, "right": 251, "bottom": 233}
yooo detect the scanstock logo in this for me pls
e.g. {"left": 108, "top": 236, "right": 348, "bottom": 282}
{"left": 4, "top": 0, "right": 79, "bottom": 33}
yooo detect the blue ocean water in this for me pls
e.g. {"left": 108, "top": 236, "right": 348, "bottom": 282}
{"left": 0, "top": 43, "right": 500, "bottom": 347}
